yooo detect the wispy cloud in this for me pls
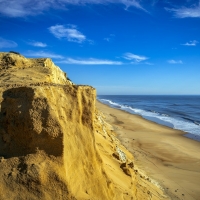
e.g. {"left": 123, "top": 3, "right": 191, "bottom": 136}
{"left": 182, "top": 40, "right": 198, "bottom": 46}
{"left": 165, "top": 2, "right": 200, "bottom": 18}
{"left": 123, "top": 52, "right": 149, "bottom": 63}
{"left": 144, "top": 62, "right": 154, "bottom": 65}
{"left": 0, "top": 0, "right": 54, "bottom": 17}
{"left": 0, "top": 0, "right": 145, "bottom": 17}
{"left": 104, "top": 34, "right": 115, "bottom": 42}
{"left": 168, "top": 60, "right": 183, "bottom": 64}
{"left": 63, "top": 0, "right": 144, "bottom": 10}
{"left": 57, "top": 58, "right": 122, "bottom": 65}
{"left": 104, "top": 38, "right": 110, "bottom": 42}
{"left": 0, "top": 37, "right": 18, "bottom": 48}
{"left": 48, "top": 24, "right": 86, "bottom": 43}
{"left": 24, "top": 51, "right": 64, "bottom": 59}
{"left": 27, "top": 41, "right": 47, "bottom": 47}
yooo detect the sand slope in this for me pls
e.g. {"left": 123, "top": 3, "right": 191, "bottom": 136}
{"left": 96, "top": 101, "right": 200, "bottom": 200}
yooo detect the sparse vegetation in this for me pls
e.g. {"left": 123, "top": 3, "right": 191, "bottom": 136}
{"left": 67, "top": 77, "right": 72, "bottom": 82}
{"left": 9, "top": 51, "right": 20, "bottom": 55}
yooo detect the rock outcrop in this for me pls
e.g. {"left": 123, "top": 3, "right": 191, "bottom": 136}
{"left": 0, "top": 52, "right": 169, "bottom": 200}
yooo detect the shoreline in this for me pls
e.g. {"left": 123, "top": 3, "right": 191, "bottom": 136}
{"left": 97, "top": 98, "right": 200, "bottom": 143}
{"left": 96, "top": 100, "right": 200, "bottom": 200}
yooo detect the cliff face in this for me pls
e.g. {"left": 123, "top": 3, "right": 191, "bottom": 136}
{"left": 0, "top": 52, "right": 168, "bottom": 200}
{"left": 0, "top": 52, "right": 111, "bottom": 200}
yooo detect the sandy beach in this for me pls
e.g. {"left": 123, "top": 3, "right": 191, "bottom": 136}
{"left": 96, "top": 101, "right": 200, "bottom": 200}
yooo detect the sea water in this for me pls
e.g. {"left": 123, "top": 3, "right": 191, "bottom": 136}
{"left": 98, "top": 95, "right": 200, "bottom": 142}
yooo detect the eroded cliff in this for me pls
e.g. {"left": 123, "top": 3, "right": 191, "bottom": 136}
{"left": 0, "top": 52, "right": 169, "bottom": 200}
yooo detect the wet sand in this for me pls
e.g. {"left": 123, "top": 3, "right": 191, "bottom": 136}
{"left": 97, "top": 101, "right": 200, "bottom": 200}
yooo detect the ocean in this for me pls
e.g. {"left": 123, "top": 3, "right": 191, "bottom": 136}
{"left": 97, "top": 95, "right": 200, "bottom": 141}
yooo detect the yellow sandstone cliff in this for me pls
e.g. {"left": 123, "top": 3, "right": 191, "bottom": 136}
{"left": 0, "top": 52, "right": 169, "bottom": 200}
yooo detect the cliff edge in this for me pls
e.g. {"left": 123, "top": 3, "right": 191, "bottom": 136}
{"left": 0, "top": 52, "right": 169, "bottom": 200}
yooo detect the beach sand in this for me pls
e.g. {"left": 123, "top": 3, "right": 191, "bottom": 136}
{"left": 96, "top": 101, "right": 200, "bottom": 200}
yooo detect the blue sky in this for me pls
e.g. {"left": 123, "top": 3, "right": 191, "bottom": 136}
{"left": 0, "top": 0, "right": 200, "bottom": 95}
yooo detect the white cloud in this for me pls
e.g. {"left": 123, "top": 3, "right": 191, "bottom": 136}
{"left": 58, "top": 58, "right": 122, "bottom": 65}
{"left": 0, "top": 0, "right": 145, "bottom": 17}
{"left": 48, "top": 24, "right": 86, "bottom": 43}
{"left": 0, "top": 37, "right": 18, "bottom": 48}
{"left": 168, "top": 60, "right": 183, "bottom": 64}
{"left": 182, "top": 40, "right": 198, "bottom": 46}
{"left": 165, "top": 3, "right": 200, "bottom": 18}
{"left": 123, "top": 52, "right": 149, "bottom": 62}
{"left": 25, "top": 51, "right": 64, "bottom": 59}
{"left": 28, "top": 41, "right": 47, "bottom": 47}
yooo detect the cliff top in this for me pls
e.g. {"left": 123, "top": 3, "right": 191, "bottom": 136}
{"left": 0, "top": 52, "right": 72, "bottom": 86}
